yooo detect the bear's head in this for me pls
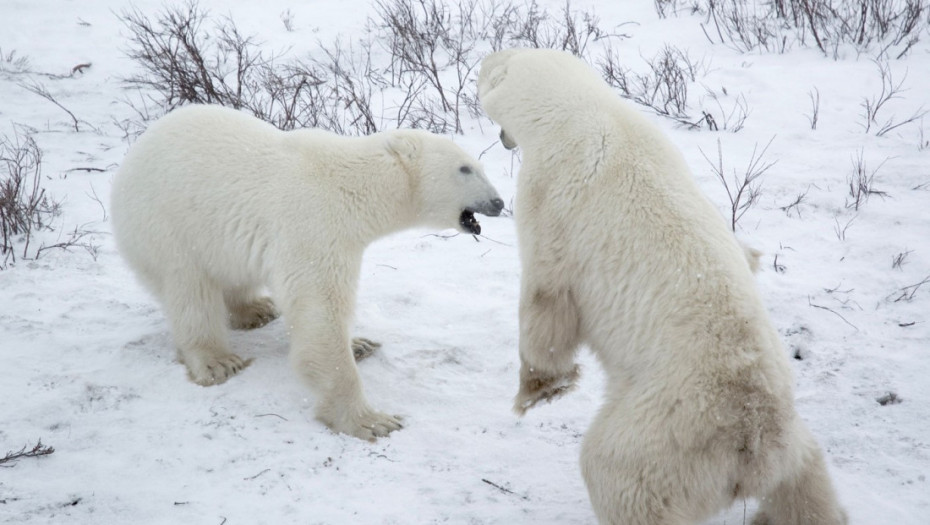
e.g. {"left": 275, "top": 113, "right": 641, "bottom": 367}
{"left": 479, "top": 48, "right": 603, "bottom": 151}
{"left": 386, "top": 130, "right": 504, "bottom": 235}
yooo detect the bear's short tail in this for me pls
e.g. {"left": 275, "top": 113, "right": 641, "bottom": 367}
{"left": 752, "top": 426, "right": 847, "bottom": 525}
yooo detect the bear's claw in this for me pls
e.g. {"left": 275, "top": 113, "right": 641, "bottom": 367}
{"left": 352, "top": 337, "right": 382, "bottom": 361}
{"left": 187, "top": 353, "right": 254, "bottom": 386}
{"left": 514, "top": 364, "right": 580, "bottom": 415}
{"left": 229, "top": 297, "right": 279, "bottom": 330}
{"left": 321, "top": 408, "right": 404, "bottom": 441}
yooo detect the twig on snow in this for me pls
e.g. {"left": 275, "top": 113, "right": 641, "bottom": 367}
{"left": 807, "top": 297, "right": 859, "bottom": 332}
{"left": 482, "top": 478, "right": 529, "bottom": 500}
{"left": 244, "top": 468, "right": 270, "bottom": 481}
{"left": 0, "top": 439, "right": 55, "bottom": 466}
{"left": 255, "top": 413, "right": 289, "bottom": 421}
{"left": 887, "top": 275, "right": 930, "bottom": 303}
{"left": 19, "top": 81, "right": 82, "bottom": 131}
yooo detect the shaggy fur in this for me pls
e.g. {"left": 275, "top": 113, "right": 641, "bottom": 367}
{"left": 111, "top": 104, "right": 503, "bottom": 441}
{"left": 478, "top": 49, "right": 846, "bottom": 525}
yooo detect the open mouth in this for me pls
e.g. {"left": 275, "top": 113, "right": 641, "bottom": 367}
{"left": 459, "top": 210, "right": 481, "bottom": 235}
{"left": 459, "top": 198, "right": 504, "bottom": 235}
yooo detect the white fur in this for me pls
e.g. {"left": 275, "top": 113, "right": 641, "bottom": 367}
{"left": 478, "top": 49, "right": 846, "bottom": 525}
{"left": 111, "top": 104, "right": 502, "bottom": 441}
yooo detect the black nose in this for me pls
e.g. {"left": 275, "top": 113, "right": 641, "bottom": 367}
{"left": 491, "top": 198, "right": 504, "bottom": 212}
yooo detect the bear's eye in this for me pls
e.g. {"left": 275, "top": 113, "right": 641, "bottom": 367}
{"left": 459, "top": 165, "right": 473, "bottom": 175}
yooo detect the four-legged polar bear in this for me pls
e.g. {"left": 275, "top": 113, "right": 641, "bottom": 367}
{"left": 478, "top": 48, "right": 846, "bottom": 525}
{"left": 111, "top": 104, "right": 503, "bottom": 441}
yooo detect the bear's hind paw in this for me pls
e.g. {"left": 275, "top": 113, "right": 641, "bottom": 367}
{"left": 229, "top": 297, "right": 279, "bottom": 330}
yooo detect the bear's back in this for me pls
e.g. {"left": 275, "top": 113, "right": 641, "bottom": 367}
{"left": 110, "top": 105, "right": 308, "bottom": 283}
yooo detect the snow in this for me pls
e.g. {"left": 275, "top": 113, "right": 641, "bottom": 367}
{"left": 1, "top": 0, "right": 928, "bottom": 523}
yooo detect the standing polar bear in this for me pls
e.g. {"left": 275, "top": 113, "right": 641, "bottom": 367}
{"left": 478, "top": 49, "right": 846, "bottom": 525}
{"left": 111, "top": 104, "right": 503, "bottom": 441}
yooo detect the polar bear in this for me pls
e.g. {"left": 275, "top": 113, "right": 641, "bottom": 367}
{"left": 111, "top": 104, "right": 503, "bottom": 441}
{"left": 478, "top": 49, "right": 845, "bottom": 525}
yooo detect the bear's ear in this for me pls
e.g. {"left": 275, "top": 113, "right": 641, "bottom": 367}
{"left": 478, "top": 49, "right": 517, "bottom": 99}
{"left": 480, "top": 63, "right": 507, "bottom": 94}
{"left": 385, "top": 132, "right": 420, "bottom": 165}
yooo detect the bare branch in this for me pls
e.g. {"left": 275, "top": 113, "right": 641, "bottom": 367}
{"left": 887, "top": 275, "right": 930, "bottom": 303}
{"left": 19, "top": 81, "right": 81, "bottom": 131}
{"left": 806, "top": 87, "right": 819, "bottom": 130}
{"left": 700, "top": 137, "right": 775, "bottom": 231}
{"left": 808, "top": 296, "right": 859, "bottom": 332}
{"left": 846, "top": 149, "right": 889, "bottom": 211}
{"left": 1, "top": 440, "right": 55, "bottom": 466}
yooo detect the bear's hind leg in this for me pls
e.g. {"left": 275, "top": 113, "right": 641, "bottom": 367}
{"left": 224, "top": 287, "right": 279, "bottom": 330}
{"left": 581, "top": 403, "right": 721, "bottom": 525}
{"left": 164, "top": 277, "right": 251, "bottom": 386}
{"left": 752, "top": 423, "right": 847, "bottom": 525}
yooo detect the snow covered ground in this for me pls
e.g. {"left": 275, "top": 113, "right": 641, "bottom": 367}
{"left": 1, "top": 0, "right": 928, "bottom": 523}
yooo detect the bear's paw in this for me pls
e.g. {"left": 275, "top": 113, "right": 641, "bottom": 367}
{"left": 514, "top": 364, "right": 581, "bottom": 415}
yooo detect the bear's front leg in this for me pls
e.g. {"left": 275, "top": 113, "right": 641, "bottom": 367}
{"left": 514, "top": 285, "right": 582, "bottom": 415}
{"left": 308, "top": 350, "right": 404, "bottom": 441}
{"left": 283, "top": 287, "right": 402, "bottom": 441}
{"left": 515, "top": 361, "right": 580, "bottom": 415}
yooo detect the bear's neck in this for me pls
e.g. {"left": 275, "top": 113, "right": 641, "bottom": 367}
{"left": 336, "top": 159, "right": 420, "bottom": 245}
{"left": 289, "top": 131, "right": 421, "bottom": 246}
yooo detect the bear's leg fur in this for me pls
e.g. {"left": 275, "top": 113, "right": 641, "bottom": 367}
{"left": 224, "top": 287, "right": 279, "bottom": 330}
{"left": 752, "top": 424, "right": 848, "bottom": 525}
{"left": 580, "top": 403, "right": 723, "bottom": 525}
{"left": 514, "top": 284, "right": 582, "bottom": 414}
{"left": 581, "top": 402, "right": 846, "bottom": 525}
{"left": 280, "top": 271, "right": 402, "bottom": 440}
{"left": 163, "top": 277, "right": 252, "bottom": 386}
